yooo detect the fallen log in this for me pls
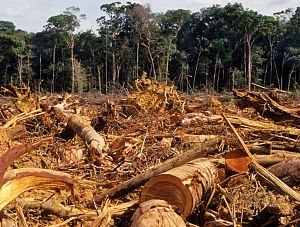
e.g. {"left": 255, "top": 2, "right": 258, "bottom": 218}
{"left": 140, "top": 158, "right": 217, "bottom": 218}
{"left": 228, "top": 115, "right": 300, "bottom": 137}
{"left": 210, "top": 153, "right": 300, "bottom": 167}
{"left": 130, "top": 199, "right": 186, "bottom": 227}
{"left": 67, "top": 114, "right": 106, "bottom": 156}
{"left": 90, "top": 137, "right": 220, "bottom": 205}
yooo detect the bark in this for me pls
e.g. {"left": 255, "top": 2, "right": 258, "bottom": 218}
{"left": 90, "top": 138, "right": 220, "bottom": 205}
{"left": 140, "top": 158, "right": 217, "bottom": 218}
{"left": 268, "top": 158, "right": 300, "bottom": 186}
{"left": 130, "top": 199, "right": 186, "bottom": 227}
{"left": 0, "top": 139, "right": 51, "bottom": 186}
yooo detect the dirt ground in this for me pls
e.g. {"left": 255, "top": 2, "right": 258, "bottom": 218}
{"left": 0, "top": 82, "right": 300, "bottom": 226}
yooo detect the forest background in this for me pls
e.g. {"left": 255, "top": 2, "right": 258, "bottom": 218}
{"left": 1, "top": 2, "right": 300, "bottom": 94}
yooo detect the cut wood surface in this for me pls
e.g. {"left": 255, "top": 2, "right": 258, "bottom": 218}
{"left": 67, "top": 114, "right": 106, "bottom": 156}
{"left": 130, "top": 199, "right": 186, "bottom": 227}
{"left": 140, "top": 158, "right": 217, "bottom": 217}
{"left": 91, "top": 137, "right": 220, "bottom": 205}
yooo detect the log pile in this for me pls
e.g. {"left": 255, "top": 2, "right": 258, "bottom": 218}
{"left": 0, "top": 83, "right": 299, "bottom": 226}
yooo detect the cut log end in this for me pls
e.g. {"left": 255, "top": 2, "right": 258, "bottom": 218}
{"left": 140, "top": 174, "right": 193, "bottom": 217}
{"left": 130, "top": 199, "right": 186, "bottom": 227}
{"left": 140, "top": 159, "right": 217, "bottom": 218}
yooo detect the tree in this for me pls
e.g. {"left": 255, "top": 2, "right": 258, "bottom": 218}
{"left": 45, "top": 6, "right": 86, "bottom": 92}
{"left": 158, "top": 9, "right": 190, "bottom": 81}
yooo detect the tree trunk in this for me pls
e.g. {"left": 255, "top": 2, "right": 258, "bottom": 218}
{"left": 91, "top": 138, "right": 220, "bottom": 205}
{"left": 17, "top": 55, "right": 24, "bottom": 85}
{"left": 213, "top": 52, "right": 219, "bottom": 91}
{"left": 193, "top": 47, "right": 202, "bottom": 90}
{"left": 136, "top": 41, "right": 139, "bottom": 80}
{"left": 269, "top": 42, "right": 273, "bottom": 85}
{"left": 105, "top": 34, "right": 108, "bottom": 94}
{"left": 70, "top": 37, "right": 75, "bottom": 93}
{"left": 51, "top": 42, "right": 57, "bottom": 93}
{"left": 97, "top": 65, "right": 102, "bottom": 93}
{"left": 38, "top": 53, "right": 42, "bottom": 92}
{"left": 288, "top": 64, "right": 295, "bottom": 91}
{"left": 246, "top": 36, "right": 252, "bottom": 90}
{"left": 140, "top": 158, "right": 217, "bottom": 218}
{"left": 112, "top": 32, "right": 117, "bottom": 85}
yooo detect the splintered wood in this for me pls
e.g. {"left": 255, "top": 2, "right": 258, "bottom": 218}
{"left": 0, "top": 83, "right": 299, "bottom": 226}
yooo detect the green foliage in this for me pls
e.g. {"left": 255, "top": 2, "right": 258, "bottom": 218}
{"left": 1, "top": 2, "right": 300, "bottom": 93}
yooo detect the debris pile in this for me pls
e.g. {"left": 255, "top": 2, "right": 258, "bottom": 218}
{"left": 0, "top": 81, "right": 299, "bottom": 226}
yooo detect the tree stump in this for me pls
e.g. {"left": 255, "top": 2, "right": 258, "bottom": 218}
{"left": 130, "top": 199, "right": 186, "bottom": 227}
{"left": 140, "top": 158, "right": 217, "bottom": 218}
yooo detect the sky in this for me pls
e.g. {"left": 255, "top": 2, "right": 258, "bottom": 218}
{"left": 0, "top": 0, "right": 299, "bottom": 33}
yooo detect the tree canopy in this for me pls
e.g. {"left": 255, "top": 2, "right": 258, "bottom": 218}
{"left": 0, "top": 3, "right": 300, "bottom": 92}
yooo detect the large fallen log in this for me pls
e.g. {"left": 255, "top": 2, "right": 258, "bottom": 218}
{"left": 67, "top": 114, "right": 106, "bottom": 156}
{"left": 90, "top": 137, "right": 220, "bottom": 206}
{"left": 130, "top": 199, "right": 186, "bottom": 227}
{"left": 140, "top": 158, "right": 217, "bottom": 218}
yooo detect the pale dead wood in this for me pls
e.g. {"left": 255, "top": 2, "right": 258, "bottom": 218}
{"left": 91, "top": 138, "right": 220, "bottom": 205}
{"left": 67, "top": 114, "right": 106, "bottom": 156}
{"left": 2, "top": 109, "right": 45, "bottom": 128}
{"left": 222, "top": 113, "right": 300, "bottom": 202}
